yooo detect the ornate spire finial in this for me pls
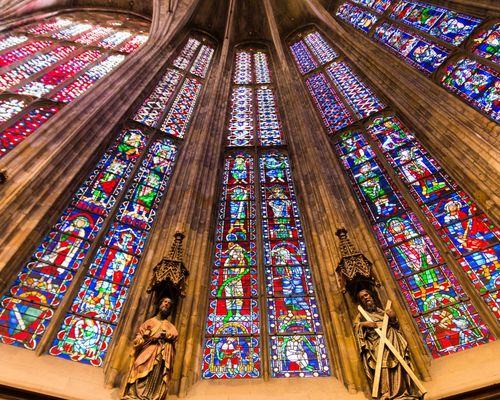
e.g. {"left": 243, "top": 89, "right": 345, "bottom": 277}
{"left": 168, "top": 231, "right": 185, "bottom": 261}
{"left": 335, "top": 228, "right": 378, "bottom": 295}
{"left": 336, "top": 228, "right": 359, "bottom": 257}
{"left": 147, "top": 232, "right": 189, "bottom": 300}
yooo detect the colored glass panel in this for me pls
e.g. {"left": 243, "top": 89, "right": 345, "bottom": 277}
{"left": 472, "top": 23, "right": 500, "bottom": 65}
{"left": 74, "top": 26, "right": 115, "bottom": 45}
{"left": 0, "top": 97, "right": 26, "bottom": 123}
{"left": 0, "top": 106, "right": 60, "bottom": 159}
{"left": 374, "top": 22, "right": 449, "bottom": 74}
{"left": 118, "top": 34, "right": 149, "bottom": 54}
{"left": 289, "top": 41, "right": 318, "bottom": 75}
{"left": 16, "top": 49, "right": 103, "bottom": 97}
{"left": 336, "top": 2, "right": 379, "bottom": 33}
{"left": 50, "top": 54, "right": 125, "bottom": 103}
{"left": 350, "top": 0, "right": 392, "bottom": 13}
{"left": 190, "top": 45, "right": 215, "bottom": 78}
{"left": 97, "top": 31, "right": 132, "bottom": 49}
{"left": 305, "top": 72, "right": 354, "bottom": 133}
{"left": 50, "top": 23, "right": 93, "bottom": 40}
{"left": 259, "top": 151, "right": 331, "bottom": 377}
{"left": 326, "top": 61, "right": 385, "bottom": 118}
{"left": 203, "top": 152, "right": 260, "bottom": 379}
{"left": 24, "top": 18, "right": 73, "bottom": 35}
{"left": 0, "top": 34, "right": 28, "bottom": 52}
{"left": 173, "top": 38, "right": 201, "bottom": 70}
{"left": 256, "top": 87, "right": 284, "bottom": 146}
{"left": 254, "top": 52, "right": 271, "bottom": 84}
{"left": 335, "top": 130, "right": 493, "bottom": 356}
{"left": 0, "top": 45, "right": 76, "bottom": 91}
{"left": 227, "top": 86, "right": 254, "bottom": 146}
{"left": 49, "top": 314, "right": 114, "bottom": 366}
{"left": 391, "top": 0, "right": 482, "bottom": 46}
{"left": 303, "top": 31, "right": 338, "bottom": 66}
{"left": 160, "top": 77, "right": 202, "bottom": 138}
{"left": 132, "top": 68, "right": 182, "bottom": 128}
{"left": 0, "top": 40, "right": 53, "bottom": 67}
{"left": 441, "top": 58, "right": 500, "bottom": 123}
{"left": 234, "top": 51, "right": 253, "bottom": 85}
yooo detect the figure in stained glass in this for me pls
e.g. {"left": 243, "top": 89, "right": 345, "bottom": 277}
{"left": 357, "top": 163, "right": 397, "bottom": 217}
{"left": 268, "top": 185, "right": 292, "bottom": 220}
{"left": 221, "top": 243, "right": 250, "bottom": 322}
{"left": 283, "top": 335, "right": 314, "bottom": 372}
{"left": 231, "top": 155, "right": 248, "bottom": 184}
{"left": 397, "top": 148, "right": 446, "bottom": 197}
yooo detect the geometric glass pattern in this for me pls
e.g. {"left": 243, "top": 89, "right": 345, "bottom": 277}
{"left": 0, "top": 105, "right": 60, "bottom": 159}
{"left": 441, "top": 58, "right": 500, "bottom": 124}
{"left": 0, "top": 11, "right": 149, "bottom": 159}
{"left": 0, "top": 27, "right": 220, "bottom": 368}
{"left": 336, "top": 2, "right": 379, "bottom": 33}
{"left": 374, "top": 22, "right": 449, "bottom": 74}
{"left": 226, "top": 48, "right": 284, "bottom": 147}
{"left": 390, "top": 1, "right": 482, "bottom": 46}
{"left": 133, "top": 36, "right": 215, "bottom": 138}
{"left": 334, "top": 129, "right": 494, "bottom": 357}
{"left": 368, "top": 115, "right": 500, "bottom": 320}
{"left": 289, "top": 29, "right": 385, "bottom": 133}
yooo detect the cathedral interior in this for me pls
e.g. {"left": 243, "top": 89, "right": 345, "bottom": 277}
{"left": 0, "top": 0, "right": 499, "bottom": 399}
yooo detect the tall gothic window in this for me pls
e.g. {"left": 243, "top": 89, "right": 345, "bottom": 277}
{"left": 202, "top": 45, "right": 331, "bottom": 379}
{"left": 288, "top": 27, "right": 497, "bottom": 358}
{"left": 333, "top": 1, "right": 500, "bottom": 124}
{"left": 0, "top": 32, "right": 216, "bottom": 367}
{"left": 0, "top": 11, "right": 149, "bottom": 158}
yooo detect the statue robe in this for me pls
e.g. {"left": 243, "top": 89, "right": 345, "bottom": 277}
{"left": 354, "top": 308, "right": 420, "bottom": 400}
{"left": 123, "top": 316, "right": 178, "bottom": 400}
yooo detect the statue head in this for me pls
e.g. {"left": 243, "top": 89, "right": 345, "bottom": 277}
{"left": 158, "top": 297, "right": 173, "bottom": 318}
{"left": 357, "top": 289, "right": 377, "bottom": 312}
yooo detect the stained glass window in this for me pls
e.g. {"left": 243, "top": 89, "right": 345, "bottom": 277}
{"left": 0, "top": 34, "right": 29, "bottom": 52}
{"left": 390, "top": 1, "right": 482, "bottom": 46}
{"left": 350, "top": 0, "right": 392, "bottom": 14}
{"left": 373, "top": 22, "right": 449, "bottom": 74}
{"left": 289, "top": 30, "right": 385, "bottom": 133}
{"left": 441, "top": 58, "right": 500, "bottom": 123}
{"left": 288, "top": 27, "right": 496, "bottom": 358}
{"left": 368, "top": 116, "right": 500, "bottom": 319}
{"left": 0, "top": 96, "right": 27, "bottom": 123}
{"left": 472, "top": 23, "right": 500, "bottom": 65}
{"left": 0, "top": 30, "right": 215, "bottom": 366}
{"left": 336, "top": 2, "right": 379, "bottom": 33}
{"left": 332, "top": 0, "right": 499, "bottom": 123}
{"left": 202, "top": 45, "right": 331, "bottom": 379}
{"left": 0, "top": 11, "right": 150, "bottom": 159}
{"left": 226, "top": 48, "right": 284, "bottom": 147}
{"left": 133, "top": 36, "right": 215, "bottom": 135}
{"left": 335, "top": 130, "right": 493, "bottom": 357}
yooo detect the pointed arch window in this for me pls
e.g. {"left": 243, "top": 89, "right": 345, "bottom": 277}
{"left": 0, "top": 32, "right": 217, "bottom": 367}
{"left": 288, "top": 28, "right": 497, "bottom": 358}
{"left": 332, "top": 1, "right": 500, "bottom": 124}
{"left": 0, "top": 11, "right": 149, "bottom": 159}
{"left": 202, "top": 45, "right": 331, "bottom": 379}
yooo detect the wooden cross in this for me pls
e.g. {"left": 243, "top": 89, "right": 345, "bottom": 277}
{"left": 358, "top": 302, "right": 427, "bottom": 397}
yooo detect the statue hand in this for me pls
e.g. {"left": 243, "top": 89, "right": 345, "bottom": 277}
{"left": 362, "top": 321, "right": 377, "bottom": 329}
{"left": 386, "top": 309, "right": 396, "bottom": 320}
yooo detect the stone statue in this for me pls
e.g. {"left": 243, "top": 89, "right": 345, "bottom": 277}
{"left": 122, "top": 297, "right": 179, "bottom": 400}
{"left": 354, "top": 289, "right": 421, "bottom": 400}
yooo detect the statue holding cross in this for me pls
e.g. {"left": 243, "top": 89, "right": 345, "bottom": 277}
{"left": 354, "top": 289, "right": 424, "bottom": 400}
